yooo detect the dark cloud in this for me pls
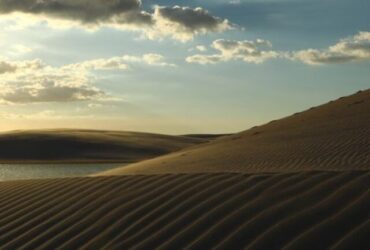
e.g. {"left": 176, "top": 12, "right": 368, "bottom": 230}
{"left": 0, "top": 1, "right": 232, "bottom": 40}
{"left": 0, "top": 61, "right": 17, "bottom": 74}
{"left": 0, "top": 0, "right": 141, "bottom": 23}
{"left": 0, "top": 59, "right": 44, "bottom": 75}
{"left": 155, "top": 6, "right": 230, "bottom": 32}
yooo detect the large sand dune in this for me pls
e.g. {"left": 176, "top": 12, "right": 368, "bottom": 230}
{"left": 0, "top": 90, "right": 369, "bottom": 249}
{"left": 0, "top": 129, "right": 206, "bottom": 163}
{"left": 101, "top": 89, "right": 370, "bottom": 175}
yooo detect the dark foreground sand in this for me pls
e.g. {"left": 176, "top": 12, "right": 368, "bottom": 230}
{"left": 0, "top": 172, "right": 369, "bottom": 249}
{"left": 0, "top": 89, "right": 369, "bottom": 249}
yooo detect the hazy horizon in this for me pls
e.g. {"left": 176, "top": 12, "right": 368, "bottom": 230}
{"left": 0, "top": 0, "right": 369, "bottom": 134}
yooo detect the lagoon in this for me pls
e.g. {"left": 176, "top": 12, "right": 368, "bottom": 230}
{"left": 0, "top": 163, "right": 124, "bottom": 181}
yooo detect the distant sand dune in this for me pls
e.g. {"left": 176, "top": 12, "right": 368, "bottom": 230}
{"left": 101, "top": 89, "right": 370, "bottom": 175}
{"left": 0, "top": 172, "right": 369, "bottom": 249}
{"left": 0, "top": 129, "right": 206, "bottom": 163}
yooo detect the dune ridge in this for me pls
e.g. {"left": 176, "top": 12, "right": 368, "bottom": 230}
{"left": 0, "top": 171, "right": 369, "bottom": 249}
{"left": 100, "top": 89, "right": 370, "bottom": 175}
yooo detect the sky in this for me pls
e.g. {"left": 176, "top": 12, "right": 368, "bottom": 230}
{"left": 0, "top": 0, "right": 369, "bottom": 134}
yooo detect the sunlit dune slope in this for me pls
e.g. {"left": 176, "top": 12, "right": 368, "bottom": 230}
{"left": 0, "top": 171, "right": 369, "bottom": 249}
{"left": 0, "top": 129, "right": 206, "bottom": 163}
{"left": 101, "top": 89, "right": 370, "bottom": 175}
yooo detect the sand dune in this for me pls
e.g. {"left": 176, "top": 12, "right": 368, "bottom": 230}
{"left": 0, "top": 90, "right": 369, "bottom": 249}
{"left": 101, "top": 89, "right": 370, "bottom": 175}
{"left": 0, "top": 129, "right": 206, "bottom": 163}
{"left": 0, "top": 171, "right": 369, "bottom": 249}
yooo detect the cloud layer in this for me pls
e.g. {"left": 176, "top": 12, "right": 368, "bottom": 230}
{"left": 0, "top": 1, "right": 232, "bottom": 41}
{"left": 292, "top": 32, "right": 370, "bottom": 65}
{"left": 0, "top": 53, "right": 172, "bottom": 104}
{"left": 186, "top": 31, "right": 370, "bottom": 65}
{"left": 186, "top": 39, "right": 279, "bottom": 64}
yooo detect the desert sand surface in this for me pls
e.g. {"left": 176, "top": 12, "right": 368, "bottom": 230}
{"left": 0, "top": 90, "right": 369, "bottom": 249}
{"left": 0, "top": 129, "right": 206, "bottom": 163}
{"left": 101, "top": 89, "right": 370, "bottom": 175}
{"left": 0, "top": 171, "right": 369, "bottom": 249}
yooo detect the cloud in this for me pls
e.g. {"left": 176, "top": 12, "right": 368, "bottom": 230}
{"left": 186, "top": 54, "right": 224, "bottom": 65}
{"left": 114, "top": 54, "right": 174, "bottom": 66}
{"left": 292, "top": 31, "right": 370, "bottom": 65}
{"left": 0, "top": 61, "right": 17, "bottom": 74}
{"left": 64, "top": 53, "right": 175, "bottom": 70}
{"left": 196, "top": 45, "right": 207, "bottom": 52}
{"left": 65, "top": 57, "right": 130, "bottom": 71}
{"left": 148, "top": 6, "right": 232, "bottom": 41}
{"left": 0, "top": 80, "right": 104, "bottom": 104}
{"left": 0, "top": 59, "right": 44, "bottom": 74}
{"left": 186, "top": 31, "right": 370, "bottom": 65}
{"left": 0, "top": 53, "right": 172, "bottom": 104}
{"left": 186, "top": 38, "right": 279, "bottom": 64}
{"left": 0, "top": 0, "right": 142, "bottom": 23}
{"left": 0, "top": 1, "right": 233, "bottom": 41}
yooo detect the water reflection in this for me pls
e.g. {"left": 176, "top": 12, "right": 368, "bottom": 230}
{"left": 0, "top": 163, "right": 125, "bottom": 181}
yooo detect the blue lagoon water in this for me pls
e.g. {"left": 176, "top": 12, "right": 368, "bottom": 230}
{"left": 0, "top": 163, "right": 125, "bottom": 181}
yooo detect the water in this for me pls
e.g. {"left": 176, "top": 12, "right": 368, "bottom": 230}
{"left": 0, "top": 163, "right": 125, "bottom": 181}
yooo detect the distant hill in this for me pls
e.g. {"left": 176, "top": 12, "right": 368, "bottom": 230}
{"left": 0, "top": 129, "right": 207, "bottom": 163}
{"left": 102, "top": 89, "right": 370, "bottom": 175}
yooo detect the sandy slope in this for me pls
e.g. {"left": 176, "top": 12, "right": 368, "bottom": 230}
{"left": 101, "top": 89, "right": 370, "bottom": 175}
{"left": 0, "top": 129, "right": 206, "bottom": 163}
{"left": 0, "top": 172, "right": 369, "bottom": 249}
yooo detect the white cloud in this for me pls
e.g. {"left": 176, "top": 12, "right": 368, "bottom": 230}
{"left": 196, "top": 45, "right": 207, "bottom": 52}
{"left": 186, "top": 31, "right": 370, "bottom": 66}
{"left": 65, "top": 57, "right": 130, "bottom": 71}
{"left": 109, "top": 53, "right": 175, "bottom": 66}
{"left": 292, "top": 31, "right": 370, "bottom": 65}
{"left": 186, "top": 38, "right": 279, "bottom": 64}
{"left": 0, "top": 53, "right": 172, "bottom": 104}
